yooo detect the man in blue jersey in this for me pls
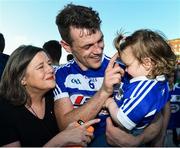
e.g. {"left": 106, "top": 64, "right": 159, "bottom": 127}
{"left": 53, "top": 3, "right": 165, "bottom": 146}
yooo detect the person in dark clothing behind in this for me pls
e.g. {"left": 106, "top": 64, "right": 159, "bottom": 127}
{"left": 43, "top": 40, "right": 62, "bottom": 65}
{"left": 0, "top": 33, "right": 9, "bottom": 80}
{"left": 67, "top": 54, "right": 74, "bottom": 61}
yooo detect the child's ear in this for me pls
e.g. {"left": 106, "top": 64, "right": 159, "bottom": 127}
{"left": 142, "top": 57, "right": 153, "bottom": 71}
{"left": 60, "top": 40, "right": 72, "bottom": 53}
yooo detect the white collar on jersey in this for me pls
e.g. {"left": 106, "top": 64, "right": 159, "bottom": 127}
{"left": 130, "top": 75, "right": 165, "bottom": 83}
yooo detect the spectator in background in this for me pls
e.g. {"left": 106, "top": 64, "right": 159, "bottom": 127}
{"left": 0, "top": 33, "right": 9, "bottom": 80}
{"left": 167, "top": 65, "right": 180, "bottom": 146}
{"left": 43, "top": 40, "right": 62, "bottom": 65}
{"left": 67, "top": 54, "right": 73, "bottom": 61}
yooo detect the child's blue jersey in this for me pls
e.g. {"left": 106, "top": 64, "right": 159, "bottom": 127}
{"left": 114, "top": 75, "right": 169, "bottom": 130}
{"left": 53, "top": 54, "right": 110, "bottom": 136}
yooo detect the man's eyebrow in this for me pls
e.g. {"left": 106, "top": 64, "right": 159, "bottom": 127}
{"left": 100, "top": 34, "right": 104, "bottom": 40}
{"left": 81, "top": 43, "right": 94, "bottom": 48}
{"left": 81, "top": 34, "right": 104, "bottom": 48}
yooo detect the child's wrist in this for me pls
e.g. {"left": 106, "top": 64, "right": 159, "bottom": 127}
{"left": 106, "top": 100, "right": 115, "bottom": 108}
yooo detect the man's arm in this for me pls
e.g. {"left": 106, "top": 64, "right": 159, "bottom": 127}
{"left": 54, "top": 90, "right": 111, "bottom": 130}
{"left": 54, "top": 53, "right": 123, "bottom": 130}
{"left": 106, "top": 112, "right": 163, "bottom": 146}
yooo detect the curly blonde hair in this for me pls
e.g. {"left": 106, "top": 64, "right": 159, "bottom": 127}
{"left": 114, "top": 29, "right": 176, "bottom": 78}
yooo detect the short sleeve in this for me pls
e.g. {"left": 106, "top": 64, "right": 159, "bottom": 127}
{"left": 53, "top": 68, "right": 69, "bottom": 101}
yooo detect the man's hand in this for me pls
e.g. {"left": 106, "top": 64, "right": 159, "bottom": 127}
{"left": 149, "top": 102, "right": 170, "bottom": 146}
{"left": 100, "top": 53, "right": 124, "bottom": 96}
{"left": 106, "top": 112, "right": 163, "bottom": 146}
{"left": 106, "top": 117, "right": 140, "bottom": 146}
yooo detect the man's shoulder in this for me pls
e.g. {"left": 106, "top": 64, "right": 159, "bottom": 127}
{"left": 0, "top": 52, "right": 9, "bottom": 57}
{"left": 0, "top": 53, "right": 9, "bottom": 63}
{"left": 57, "top": 60, "right": 75, "bottom": 71}
{"left": 0, "top": 53, "right": 9, "bottom": 79}
{"left": 103, "top": 54, "right": 111, "bottom": 62}
{"left": 100, "top": 54, "right": 111, "bottom": 68}
{"left": 55, "top": 60, "right": 78, "bottom": 80}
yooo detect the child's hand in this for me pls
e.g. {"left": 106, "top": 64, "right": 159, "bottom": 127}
{"left": 105, "top": 97, "right": 115, "bottom": 108}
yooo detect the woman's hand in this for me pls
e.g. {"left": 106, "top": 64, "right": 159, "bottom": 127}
{"left": 62, "top": 118, "right": 100, "bottom": 146}
{"left": 44, "top": 118, "right": 100, "bottom": 147}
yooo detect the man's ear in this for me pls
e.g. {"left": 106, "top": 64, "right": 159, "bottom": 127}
{"left": 60, "top": 40, "right": 72, "bottom": 53}
{"left": 142, "top": 57, "right": 153, "bottom": 71}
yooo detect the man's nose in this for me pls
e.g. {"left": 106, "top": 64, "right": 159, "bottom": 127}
{"left": 93, "top": 43, "right": 103, "bottom": 54}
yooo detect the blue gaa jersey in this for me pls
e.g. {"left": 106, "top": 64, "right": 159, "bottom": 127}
{"left": 114, "top": 75, "right": 169, "bottom": 130}
{"left": 53, "top": 54, "right": 110, "bottom": 137}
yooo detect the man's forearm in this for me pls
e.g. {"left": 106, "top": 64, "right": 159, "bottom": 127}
{"left": 150, "top": 101, "right": 170, "bottom": 146}
{"left": 55, "top": 89, "right": 110, "bottom": 130}
{"left": 112, "top": 113, "right": 163, "bottom": 146}
{"left": 136, "top": 112, "right": 163, "bottom": 145}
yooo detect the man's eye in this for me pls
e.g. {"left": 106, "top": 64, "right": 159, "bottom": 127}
{"left": 84, "top": 45, "right": 91, "bottom": 49}
{"left": 98, "top": 38, "right": 103, "bottom": 43}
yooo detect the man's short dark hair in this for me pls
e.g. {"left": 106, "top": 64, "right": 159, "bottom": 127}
{"left": 56, "top": 3, "right": 102, "bottom": 45}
